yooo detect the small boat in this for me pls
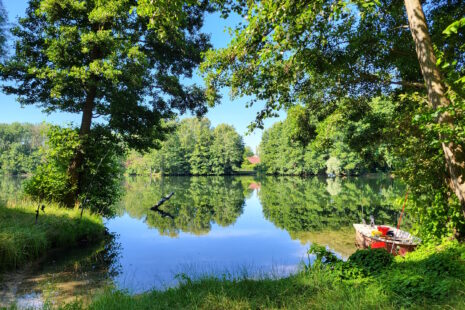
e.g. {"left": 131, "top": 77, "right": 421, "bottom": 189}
{"left": 353, "top": 224, "right": 421, "bottom": 256}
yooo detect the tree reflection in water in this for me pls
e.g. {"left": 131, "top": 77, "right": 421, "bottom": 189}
{"left": 259, "top": 176, "right": 404, "bottom": 232}
{"left": 120, "top": 176, "right": 246, "bottom": 236}
{"left": 258, "top": 176, "right": 406, "bottom": 256}
{"left": 120, "top": 175, "right": 405, "bottom": 240}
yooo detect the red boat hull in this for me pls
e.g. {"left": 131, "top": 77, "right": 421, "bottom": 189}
{"left": 355, "top": 229, "right": 418, "bottom": 256}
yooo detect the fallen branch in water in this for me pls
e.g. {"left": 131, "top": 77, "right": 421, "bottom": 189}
{"left": 152, "top": 208, "right": 175, "bottom": 219}
{"left": 150, "top": 192, "right": 174, "bottom": 211}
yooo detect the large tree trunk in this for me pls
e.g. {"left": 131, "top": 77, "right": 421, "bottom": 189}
{"left": 64, "top": 87, "right": 96, "bottom": 207}
{"left": 404, "top": 0, "right": 465, "bottom": 212}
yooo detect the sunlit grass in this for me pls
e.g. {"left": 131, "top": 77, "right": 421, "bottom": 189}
{"left": 58, "top": 272, "right": 389, "bottom": 310}
{"left": 57, "top": 241, "right": 465, "bottom": 310}
{"left": 0, "top": 199, "right": 105, "bottom": 271}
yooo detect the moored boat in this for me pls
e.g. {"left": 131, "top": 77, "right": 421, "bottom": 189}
{"left": 353, "top": 224, "right": 421, "bottom": 256}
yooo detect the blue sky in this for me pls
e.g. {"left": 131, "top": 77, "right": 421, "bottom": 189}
{"left": 0, "top": 1, "right": 285, "bottom": 151}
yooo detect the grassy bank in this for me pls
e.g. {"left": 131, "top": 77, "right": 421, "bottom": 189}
{"left": 0, "top": 200, "right": 105, "bottom": 272}
{"left": 59, "top": 241, "right": 465, "bottom": 310}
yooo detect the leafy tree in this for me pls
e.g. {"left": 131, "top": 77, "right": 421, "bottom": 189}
{"left": 157, "top": 133, "right": 187, "bottom": 175}
{"left": 241, "top": 146, "right": 256, "bottom": 170}
{"left": 203, "top": 1, "right": 465, "bottom": 235}
{"left": 188, "top": 118, "right": 213, "bottom": 175}
{"left": 258, "top": 98, "right": 394, "bottom": 176}
{"left": 24, "top": 126, "right": 81, "bottom": 205}
{"left": 210, "top": 124, "right": 244, "bottom": 174}
{"left": 404, "top": 1, "right": 465, "bottom": 211}
{"left": 243, "top": 146, "right": 254, "bottom": 158}
{"left": 1, "top": 0, "right": 212, "bottom": 205}
{"left": 126, "top": 117, "right": 245, "bottom": 175}
{"left": 125, "top": 149, "right": 157, "bottom": 176}
{"left": 285, "top": 105, "right": 317, "bottom": 147}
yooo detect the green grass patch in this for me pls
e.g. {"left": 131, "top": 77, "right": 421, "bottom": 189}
{"left": 59, "top": 241, "right": 465, "bottom": 310}
{"left": 0, "top": 200, "right": 105, "bottom": 271}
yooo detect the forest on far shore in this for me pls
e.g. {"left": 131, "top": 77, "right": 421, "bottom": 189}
{"left": 0, "top": 109, "right": 397, "bottom": 178}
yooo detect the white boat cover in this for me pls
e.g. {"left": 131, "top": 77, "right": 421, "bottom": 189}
{"left": 353, "top": 224, "right": 421, "bottom": 245}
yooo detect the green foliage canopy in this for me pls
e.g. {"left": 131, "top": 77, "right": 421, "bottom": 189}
{"left": 0, "top": 0, "right": 212, "bottom": 150}
{"left": 0, "top": 0, "right": 6, "bottom": 58}
{"left": 202, "top": 1, "right": 426, "bottom": 128}
{"left": 202, "top": 1, "right": 465, "bottom": 238}
{"left": 258, "top": 97, "right": 395, "bottom": 176}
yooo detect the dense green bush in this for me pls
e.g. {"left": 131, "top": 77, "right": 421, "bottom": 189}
{"left": 347, "top": 248, "right": 393, "bottom": 275}
{"left": 24, "top": 125, "right": 124, "bottom": 217}
{"left": 308, "top": 241, "right": 465, "bottom": 306}
{"left": 390, "top": 93, "right": 465, "bottom": 240}
{"left": 307, "top": 245, "right": 392, "bottom": 280}
{"left": 24, "top": 126, "right": 80, "bottom": 203}
{"left": 381, "top": 243, "right": 465, "bottom": 304}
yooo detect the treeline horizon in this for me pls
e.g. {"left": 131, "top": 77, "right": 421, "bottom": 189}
{"left": 0, "top": 119, "right": 249, "bottom": 177}
{"left": 258, "top": 97, "right": 396, "bottom": 176}
{"left": 126, "top": 117, "right": 247, "bottom": 176}
{"left": 0, "top": 114, "right": 397, "bottom": 178}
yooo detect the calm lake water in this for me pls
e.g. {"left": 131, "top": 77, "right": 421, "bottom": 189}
{"left": 0, "top": 175, "right": 405, "bottom": 307}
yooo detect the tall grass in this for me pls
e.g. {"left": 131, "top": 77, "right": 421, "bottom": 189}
{"left": 0, "top": 200, "right": 105, "bottom": 271}
{"left": 58, "top": 241, "right": 465, "bottom": 310}
{"left": 56, "top": 271, "right": 399, "bottom": 309}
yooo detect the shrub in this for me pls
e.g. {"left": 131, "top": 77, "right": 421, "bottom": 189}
{"left": 309, "top": 245, "right": 394, "bottom": 280}
{"left": 24, "top": 125, "right": 124, "bottom": 217}
{"left": 347, "top": 248, "right": 393, "bottom": 275}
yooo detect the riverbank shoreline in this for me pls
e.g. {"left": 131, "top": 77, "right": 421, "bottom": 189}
{"left": 0, "top": 200, "right": 106, "bottom": 273}
{"left": 125, "top": 171, "right": 394, "bottom": 178}
{"left": 58, "top": 241, "right": 465, "bottom": 310}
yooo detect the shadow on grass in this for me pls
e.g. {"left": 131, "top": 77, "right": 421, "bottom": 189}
{"left": 0, "top": 203, "right": 105, "bottom": 271}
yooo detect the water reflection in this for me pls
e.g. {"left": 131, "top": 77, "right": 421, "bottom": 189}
{"left": 120, "top": 176, "right": 404, "bottom": 238}
{"left": 259, "top": 176, "right": 404, "bottom": 232}
{"left": 1, "top": 174, "right": 406, "bottom": 305}
{"left": 0, "top": 236, "right": 121, "bottom": 308}
{"left": 0, "top": 175, "right": 24, "bottom": 203}
{"left": 120, "top": 177, "right": 248, "bottom": 236}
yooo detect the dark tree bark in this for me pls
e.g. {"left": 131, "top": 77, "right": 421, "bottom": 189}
{"left": 404, "top": 0, "right": 465, "bottom": 213}
{"left": 65, "top": 86, "right": 96, "bottom": 207}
